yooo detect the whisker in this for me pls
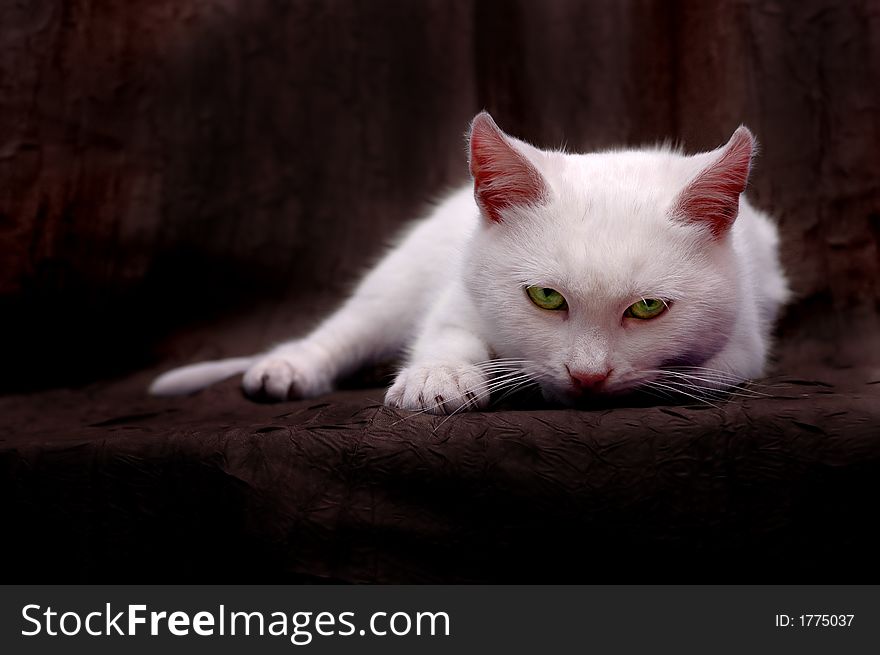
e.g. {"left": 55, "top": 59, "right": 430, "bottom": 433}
{"left": 661, "top": 366, "right": 785, "bottom": 390}
{"left": 641, "top": 380, "right": 721, "bottom": 409}
{"left": 391, "top": 371, "right": 534, "bottom": 425}
{"left": 649, "top": 372, "right": 772, "bottom": 398}
{"left": 473, "top": 368, "right": 528, "bottom": 377}
{"left": 652, "top": 368, "right": 741, "bottom": 383}
{"left": 493, "top": 378, "right": 540, "bottom": 404}
{"left": 646, "top": 370, "right": 773, "bottom": 398}
{"left": 434, "top": 375, "right": 540, "bottom": 431}
{"left": 638, "top": 386, "right": 676, "bottom": 402}
{"left": 654, "top": 379, "right": 765, "bottom": 400}
{"left": 431, "top": 377, "right": 533, "bottom": 431}
{"left": 473, "top": 358, "right": 532, "bottom": 367}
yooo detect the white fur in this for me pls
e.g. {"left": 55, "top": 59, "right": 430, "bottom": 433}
{"left": 151, "top": 117, "right": 788, "bottom": 414}
{"left": 149, "top": 357, "right": 254, "bottom": 396}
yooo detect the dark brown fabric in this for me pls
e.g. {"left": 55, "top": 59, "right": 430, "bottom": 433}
{"left": 2, "top": 369, "right": 879, "bottom": 582}
{"left": 1, "top": 0, "right": 879, "bottom": 581}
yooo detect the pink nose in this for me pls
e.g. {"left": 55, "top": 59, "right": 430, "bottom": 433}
{"left": 568, "top": 368, "right": 611, "bottom": 391}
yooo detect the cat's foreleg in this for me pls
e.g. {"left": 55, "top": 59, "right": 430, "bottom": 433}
{"left": 242, "top": 224, "right": 451, "bottom": 401}
{"left": 385, "top": 287, "right": 492, "bottom": 414}
{"left": 242, "top": 291, "right": 419, "bottom": 401}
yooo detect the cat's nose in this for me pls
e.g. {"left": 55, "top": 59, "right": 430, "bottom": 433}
{"left": 567, "top": 367, "right": 611, "bottom": 391}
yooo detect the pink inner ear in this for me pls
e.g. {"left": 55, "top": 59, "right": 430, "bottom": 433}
{"left": 674, "top": 126, "right": 755, "bottom": 238}
{"left": 469, "top": 112, "right": 546, "bottom": 223}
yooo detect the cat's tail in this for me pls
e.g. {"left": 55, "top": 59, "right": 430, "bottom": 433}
{"left": 149, "top": 357, "right": 255, "bottom": 396}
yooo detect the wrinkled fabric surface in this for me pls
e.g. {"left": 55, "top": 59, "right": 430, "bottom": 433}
{"left": 2, "top": 367, "right": 878, "bottom": 582}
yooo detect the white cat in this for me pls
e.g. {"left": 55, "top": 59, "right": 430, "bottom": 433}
{"left": 150, "top": 112, "right": 789, "bottom": 414}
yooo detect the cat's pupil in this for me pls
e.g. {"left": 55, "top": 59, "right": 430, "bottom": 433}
{"left": 543, "top": 288, "right": 553, "bottom": 297}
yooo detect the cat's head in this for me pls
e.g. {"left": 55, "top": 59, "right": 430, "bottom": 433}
{"left": 462, "top": 112, "right": 756, "bottom": 406}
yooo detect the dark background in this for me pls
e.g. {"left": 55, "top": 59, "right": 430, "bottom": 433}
{"left": 2, "top": 0, "right": 878, "bottom": 391}
{"left": 1, "top": 1, "right": 879, "bottom": 583}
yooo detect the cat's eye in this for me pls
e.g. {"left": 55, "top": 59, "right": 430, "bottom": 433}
{"left": 625, "top": 298, "right": 667, "bottom": 320}
{"left": 526, "top": 286, "right": 567, "bottom": 311}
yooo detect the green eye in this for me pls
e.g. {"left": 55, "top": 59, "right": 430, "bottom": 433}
{"left": 526, "top": 286, "right": 567, "bottom": 311}
{"left": 625, "top": 298, "right": 667, "bottom": 320}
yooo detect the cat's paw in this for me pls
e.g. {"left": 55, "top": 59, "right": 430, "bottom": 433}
{"left": 385, "top": 363, "right": 490, "bottom": 414}
{"left": 242, "top": 348, "right": 331, "bottom": 402}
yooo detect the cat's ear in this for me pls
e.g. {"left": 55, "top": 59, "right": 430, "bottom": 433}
{"left": 468, "top": 111, "right": 548, "bottom": 223}
{"left": 672, "top": 126, "right": 755, "bottom": 238}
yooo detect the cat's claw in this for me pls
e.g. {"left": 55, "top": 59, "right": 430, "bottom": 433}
{"left": 385, "top": 363, "right": 490, "bottom": 415}
{"left": 242, "top": 351, "right": 330, "bottom": 401}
